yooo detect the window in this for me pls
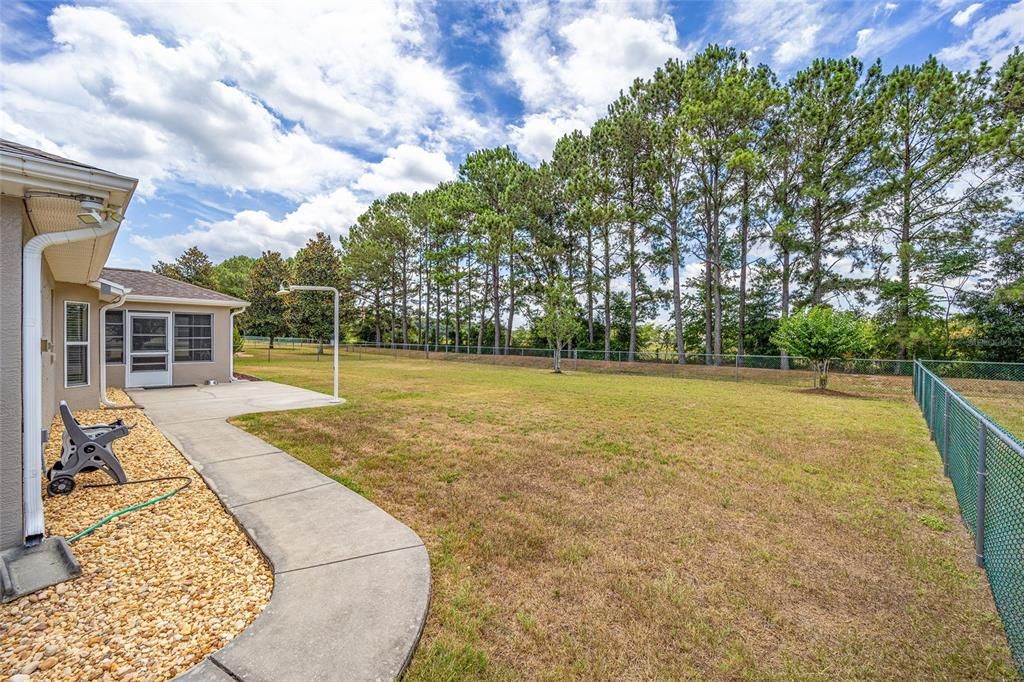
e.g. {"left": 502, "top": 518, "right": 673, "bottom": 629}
{"left": 65, "top": 302, "right": 89, "bottom": 387}
{"left": 105, "top": 310, "right": 124, "bottom": 364}
{"left": 174, "top": 313, "right": 213, "bottom": 362}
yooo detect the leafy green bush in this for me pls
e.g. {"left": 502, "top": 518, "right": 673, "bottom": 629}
{"left": 771, "top": 307, "right": 873, "bottom": 389}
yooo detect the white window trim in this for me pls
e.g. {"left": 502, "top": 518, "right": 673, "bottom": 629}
{"left": 64, "top": 300, "right": 90, "bottom": 388}
{"left": 173, "top": 312, "right": 215, "bottom": 364}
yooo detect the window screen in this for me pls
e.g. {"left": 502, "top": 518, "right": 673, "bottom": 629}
{"left": 65, "top": 302, "right": 89, "bottom": 386}
{"left": 105, "top": 310, "right": 124, "bottom": 364}
{"left": 174, "top": 313, "right": 213, "bottom": 362}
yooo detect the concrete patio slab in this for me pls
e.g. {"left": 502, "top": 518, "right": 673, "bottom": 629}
{"left": 214, "top": 545, "right": 431, "bottom": 682}
{"left": 173, "top": 660, "right": 235, "bottom": 682}
{"left": 196, "top": 451, "right": 334, "bottom": 508}
{"left": 134, "top": 381, "right": 338, "bottom": 421}
{"left": 158, "top": 420, "right": 283, "bottom": 465}
{"left": 230, "top": 483, "right": 423, "bottom": 573}
{"left": 129, "top": 381, "right": 431, "bottom": 682}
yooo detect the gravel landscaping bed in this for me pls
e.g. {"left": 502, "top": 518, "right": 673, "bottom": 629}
{"left": 0, "top": 390, "right": 272, "bottom": 682}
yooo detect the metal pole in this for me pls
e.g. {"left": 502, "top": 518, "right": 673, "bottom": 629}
{"left": 975, "top": 421, "right": 988, "bottom": 567}
{"left": 942, "top": 390, "right": 950, "bottom": 477}
{"left": 927, "top": 375, "right": 935, "bottom": 439}
{"left": 282, "top": 284, "right": 341, "bottom": 403}
{"left": 333, "top": 289, "right": 340, "bottom": 403}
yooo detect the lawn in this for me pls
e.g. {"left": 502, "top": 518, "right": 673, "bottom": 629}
{"left": 961, "top": 394, "right": 1024, "bottom": 444}
{"left": 233, "top": 349, "right": 1016, "bottom": 680}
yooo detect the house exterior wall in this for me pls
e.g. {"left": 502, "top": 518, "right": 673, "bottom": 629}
{"left": 41, "top": 262, "right": 56, "bottom": 428}
{"left": 50, "top": 294, "right": 237, "bottom": 405}
{"left": 50, "top": 283, "right": 104, "bottom": 411}
{"left": 1, "top": 191, "right": 236, "bottom": 552}
{"left": 1, "top": 196, "right": 25, "bottom": 551}
{"left": 104, "top": 302, "right": 236, "bottom": 389}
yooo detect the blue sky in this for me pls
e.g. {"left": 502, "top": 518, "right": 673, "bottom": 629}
{"left": 1, "top": 0, "right": 1021, "bottom": 270}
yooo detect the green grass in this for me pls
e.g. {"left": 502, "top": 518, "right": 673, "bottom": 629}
{"left": 968, "top": 395, "right": 1024, "bottom": 443}
{"left": 233, "top": 348, "right": 1017, "bottom": 680}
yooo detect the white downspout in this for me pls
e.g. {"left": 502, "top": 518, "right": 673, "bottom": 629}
{"left": 22, "top": 219, "right": 119, "bottom": 545}
{"left": 229, "top": 307, "right": 246, "bottom": 382}
{"left": 99, "top": 289, "right": 134, "bottom": 408}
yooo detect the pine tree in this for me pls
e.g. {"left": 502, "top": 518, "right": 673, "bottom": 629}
{"left": 867, "top": 57, "right": 997, "bottom": 358}
{"left": 288, "top": 232, "right": 342, "bottom": 351}
{"left": 788, "top": 57, "right": 882, "bottom": 306}
{"left": 153, "top": 246, "right": 216, "bottom": 288}
{"left": 244, "top": 251, "right": 290, "bottom": 348}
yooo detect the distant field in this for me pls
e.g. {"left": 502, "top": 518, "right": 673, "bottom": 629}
{"left": 233, "top": 349, "right": 1016, "bottom": 680}
{"left": 942, "top": 378, "right": 1024, "bottom": 443}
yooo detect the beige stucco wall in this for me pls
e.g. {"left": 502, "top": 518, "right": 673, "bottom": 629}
{"left": 1, "top": 196, "right": 25, "bottom": 551}
{"left": 2, "top": 197, "right": 62, "bottom": 551}
{"left": 49, "top": 293, "right": 236, "bottom": 407}
{"left": 50, "top": 283, "right": 104, "bottom": 411}
{"left": 104, "top": 302, "right": 235, "bottom": 389}
{"left": 1, "top": 191, "right": 236, "bottom": 552}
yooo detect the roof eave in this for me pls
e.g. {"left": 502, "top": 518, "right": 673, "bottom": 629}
{"left": 124, "top": 294, "right": 250, "bottom": 308}
{"left": 0, "top": 151, "right": 138, "bottom": 210}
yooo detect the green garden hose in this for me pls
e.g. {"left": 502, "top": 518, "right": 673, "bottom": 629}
{"left": 67, "top": 476, "right": 192, "bottom": 543}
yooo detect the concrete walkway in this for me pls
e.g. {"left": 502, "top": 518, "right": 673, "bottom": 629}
{"left": 130, "top": 381, "right": 430, "bottom": 682}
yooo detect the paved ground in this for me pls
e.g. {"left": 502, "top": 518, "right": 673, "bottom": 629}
{"left": 130, "top": 381, "right": 430, "bottom": 682}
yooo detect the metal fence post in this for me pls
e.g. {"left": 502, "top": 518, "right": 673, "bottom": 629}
{"left": 929, "top": 374, "right": 937, "bottom": 438}
{"left": 975, "top": 421, "right": 988, "bottom": 567}
{"left": 942, "top": 390, "right": 950, "bottom": 476}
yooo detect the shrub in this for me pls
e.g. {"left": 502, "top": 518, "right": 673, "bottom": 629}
{"left": 771, "top": 306, "right": 873, "bottom": 389}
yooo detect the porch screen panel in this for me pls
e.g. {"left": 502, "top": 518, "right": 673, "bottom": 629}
{"left": 174, "top": 313, "right": 213, "bottom": 362}
{"left": 105, "top": 310, "right": 124, "bottom": 363}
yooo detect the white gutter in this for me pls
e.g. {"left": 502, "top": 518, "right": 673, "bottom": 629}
{"left": 98, "top": 286, "right": 134, "bottom": 408}
{"left": 229, "top": 307, "right": 247, "bottom": 382}
{"left": 22, "top": 217, "right": 119, "bottom": 545}
{"left": 1, "top": 152, "right": 137, "bottom": 199}
{"left": 124, "top": 294, "right": 248, "bottom": 307}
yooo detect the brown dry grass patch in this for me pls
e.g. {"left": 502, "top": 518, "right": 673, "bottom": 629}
{"left": 232, "top": 350, "right": 1016, "bottom": 680}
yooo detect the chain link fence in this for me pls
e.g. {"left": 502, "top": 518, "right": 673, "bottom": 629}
{"left": 914, "top": 361, "right": 1024, "bottom": 673}
{"left": 240, "top": 338, "right": 916, "bottom": 396}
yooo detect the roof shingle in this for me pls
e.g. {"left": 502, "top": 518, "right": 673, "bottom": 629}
{"left": 0, "top": 138, "right": 131, "bottom": 178}
{"left": 101, "top": 268, "right": 247, "bottom": 305}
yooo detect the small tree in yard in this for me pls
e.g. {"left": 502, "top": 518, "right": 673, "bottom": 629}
{"left": 536, "top": 278, "right": 581, "bottom": 373}
{"left": 771, "top": 306, "right": 873, "bottom": 390}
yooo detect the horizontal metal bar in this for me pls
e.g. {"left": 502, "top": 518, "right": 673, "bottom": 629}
{"left": 914, "top": 361, "right": 1024, "bottom": 461}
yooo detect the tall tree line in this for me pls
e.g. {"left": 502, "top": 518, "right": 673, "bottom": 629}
{"left": 158, "top": 46, "right": 1023, "bottom": 362}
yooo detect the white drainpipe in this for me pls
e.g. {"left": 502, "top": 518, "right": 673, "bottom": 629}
{"left": 229, "top": 307, "right": 246, "bottom": 382}
{"left": 22, "top": 219, "right": 119, "bottom": 545}
{"left": 99, "top": 289, "right": 134, "bottom": 408}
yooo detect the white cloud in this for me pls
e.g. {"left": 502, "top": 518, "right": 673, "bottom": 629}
{"left": 0, "top": 1, "right": 501, "bottom": 265}
{"left": 853, "top": 0, "right": 959, "bottom": 60}
{"left": 774, "top": 22, "right": 823, "bottom": 65}
{"left": 131, "top": 142, "right": 459, "bottom": 260}
{"left": 0, "top": 2, "right": 488, "bottom": 199}
{"left": 720, "top": 0, "right": 833, "bottom": 68}
{"left": 508, "top": 113, "right": 590, "bottom": 163}
{"left": 938, "top": 0, "right": 1024, "bottom": 66}
{"left": 951, "top": 2, "right": 984, "bottom": 26}
{"left": 856, "top": 28, "right": 875, "bottom": 51}
{"left": 354, "top": 144, "right": 456, "bottom": 195}
{"left": 130, "top": 186, "right": 366, "bottom": 262}
{"left": 500, "top": 0, "right": 687, "bottom": 161}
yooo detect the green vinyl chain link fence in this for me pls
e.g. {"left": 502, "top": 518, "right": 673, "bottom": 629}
{"left": 914, "top": 360, "right": 1024, "bottom": 673}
